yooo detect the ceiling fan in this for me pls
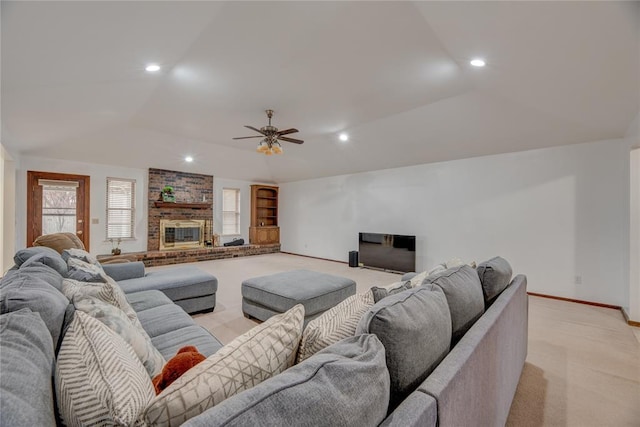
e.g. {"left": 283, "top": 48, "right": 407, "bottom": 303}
{"left": 233, "top": 110, "right": 304, "bottom": 155}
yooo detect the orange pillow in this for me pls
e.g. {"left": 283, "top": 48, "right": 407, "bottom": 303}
{"left": 152, "top": 346, "right": 206, "bottom": 395}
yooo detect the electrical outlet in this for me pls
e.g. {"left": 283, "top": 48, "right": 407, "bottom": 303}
{"left": 574, "top": 275, "right": 582, "bottom": 285}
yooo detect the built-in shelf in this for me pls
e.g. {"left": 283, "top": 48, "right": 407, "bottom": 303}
{"left": 153, "top": 201, "right": 211, "bottom": 209}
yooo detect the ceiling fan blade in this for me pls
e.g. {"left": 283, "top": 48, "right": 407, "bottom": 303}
{"left": 233, "top": 136, "right": 264, "bottom": 140}
{"left": 276, "top": 128, "right": 299, "bottom": 136}
{"left": 245, "top": 125, "right": 266, "bottom": 135}
{"left": 279, "top": 136, "right": 304, "bottom": 144}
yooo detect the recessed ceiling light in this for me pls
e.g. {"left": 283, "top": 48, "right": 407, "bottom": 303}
{"left": 470, "top": 59, "right": 486, "bottom": 67}
{"left": 339, "top": 133, "right": 349, "bottom": 142}
{"left": 145, "top": 64, "right": 161, "bottom": 72}
{"left": 185, "top": 156, "right": 193, "bottom": 162}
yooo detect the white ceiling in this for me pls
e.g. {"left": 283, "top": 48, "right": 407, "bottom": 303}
{"left": 2, "top": 1, "right": 638, "bottom": 183}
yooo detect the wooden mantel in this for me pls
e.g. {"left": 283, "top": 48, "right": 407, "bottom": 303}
{"left": 153, "top": 201, "right": 211, "bottom": 209}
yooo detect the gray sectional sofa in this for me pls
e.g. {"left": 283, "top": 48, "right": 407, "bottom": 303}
{"left": 1, "top": 247, "right": 528, "bottom": 427}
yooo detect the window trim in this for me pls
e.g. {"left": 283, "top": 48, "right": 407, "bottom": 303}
{"left": 106, "top": 177, "right": 136, "bottom": 240}
{"left": 221, "top": 187, "right": 241, "bottom": 236}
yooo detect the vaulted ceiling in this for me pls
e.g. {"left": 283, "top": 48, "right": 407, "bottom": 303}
{"left": 2, "top": 1, "right": 638, "bottom": 183}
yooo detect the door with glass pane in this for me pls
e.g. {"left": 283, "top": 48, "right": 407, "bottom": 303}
{"left": 27, "top": 171, "right": 90, "bottom": 250}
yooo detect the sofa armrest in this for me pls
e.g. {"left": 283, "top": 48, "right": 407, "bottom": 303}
{"left": 101, "top": 261, "right": 146, "bottom": 281}
{"left": 401, "top": 272, "right": 418, "bottom": 281}
{"left": 379, "top": 391, "right": 437, "bottom": 427}
{"left": 418, "top": 275, "right": 528, "bottom": 427}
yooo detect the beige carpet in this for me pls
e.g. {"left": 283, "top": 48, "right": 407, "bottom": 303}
{"left": 149, "top": 253, "right": 640, "bottom": 426}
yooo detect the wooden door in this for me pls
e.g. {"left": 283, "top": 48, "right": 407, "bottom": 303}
{"left": 27, "top": 171, "right": 90, "bottom": 250}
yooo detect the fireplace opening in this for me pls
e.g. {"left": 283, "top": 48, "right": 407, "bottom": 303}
{"left": 160, "top": 219, "right": 209, "bottom": 250}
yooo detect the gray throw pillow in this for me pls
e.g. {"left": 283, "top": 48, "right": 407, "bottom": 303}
{"left": 61, "top": 248, "right": 99, "bottom": 266}
{"left": 18, "top": 251, "right": 68, "bottom": 277}
{"left": 0, "top": 272, "right": 69, "bottom": 348}
{"left": 370, "top": 281, "right": 412, "bottom": 303}
{"left": 67, "top": 258, "right": 106, "bottom": 282}
{"left": 423, "top": 264, "right": 485, "bottom": 346}
{"left": 0, "top": 309, "right": 56, "bottom": 427}
{"left": 183, "top": 334, "right": 390, "bottom": 427}
{"left": 356, "top": 285, "right": 451, "bottom": 412}
{"left": 14, "top": 246, "right": 61, "bottom": 266}
{"left": 476, "top": 256, "right": 513, "bottom": 304}
{"left": 17, "top": 263, "right": 64, "bottom": 291}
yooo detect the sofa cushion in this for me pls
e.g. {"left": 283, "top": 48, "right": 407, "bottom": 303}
{"left": 184, "top": 334, "right": 390, "bottom": 427}
{"left": 356, "top": 285, "right": 451, "bottom": 411}
{"left": 424, "top": 264, "right": 485, "bottom": 345}
{"left": 55, "top": 311, "right": 154, "bottom": 426}
{"left": 141, "top": 305, "right": 305, "bottom": 427}
{"left": 126, "top": 290, "right": 174, "bottom": 312}
{"left": 137, "top": 304, "right": 196, "bottom": 338}
{"left": 370, "top": 281, "right": 412, "bottom": 303}
{"left": 72, "top": 294, "right": 165, "bottom": 377}
{"left": 0, "top": 309, "right": 56, "bottom": 427}
{"left": 297, "top": 290, "right": 374, "bottom": 363}
{"left": 19, "top": 250, "right": 68, "bottom": 277}
{"left": 0, "top": 271, "right": 68, "bottom": 348}
{"left": 67, "top": 257, "right": 106, "bottom": 282}
{"left": 14, "top": 246, "right": 61, "bottom": 266}
{"left": 151, "top": 325, "right": 224, "bottom": 360}
{"left": 18, "top": 262, "right": 64, "bottom": 291}
{"left": 476, "top": 256, "right": 513, "bottom": 304}
{"left": 118, "top": 266, "right": 218, "bottom": 301}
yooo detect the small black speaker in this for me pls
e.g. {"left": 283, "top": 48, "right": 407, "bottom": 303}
{"left": 348, "top": 251, "right": 358, "bottom": 267}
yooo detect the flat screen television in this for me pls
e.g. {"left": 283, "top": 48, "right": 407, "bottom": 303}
{"left": 359, "top": 232, "right": 416, "bottom": 273}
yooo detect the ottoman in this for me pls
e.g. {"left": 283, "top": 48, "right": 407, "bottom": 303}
{"left": 242, "top": 269, "right": 356, "bottom": 325}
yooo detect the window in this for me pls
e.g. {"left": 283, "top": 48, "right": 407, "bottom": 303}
{"left": 222, "top": 188, "right": 240, "bottom": 235}
{"left": 106, "top": 178, "right": 135, "bottom": 239}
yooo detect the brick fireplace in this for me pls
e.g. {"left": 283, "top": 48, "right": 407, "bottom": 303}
{"left": 148, "top": 168, "right": 213, "bottom": 251}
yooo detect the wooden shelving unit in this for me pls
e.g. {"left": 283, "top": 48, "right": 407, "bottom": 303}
{"left": 249, "top": 185, "right": 279, "bottom": 244}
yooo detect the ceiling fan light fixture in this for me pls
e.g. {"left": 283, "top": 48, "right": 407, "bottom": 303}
{"left": 272, "top": 141, "right": 283, "bottom": 154}
{"left": 257, "top": 140, "right": 269, "bottom": 153}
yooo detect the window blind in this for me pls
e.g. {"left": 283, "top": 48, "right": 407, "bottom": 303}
{"left": 222, "top": 188, "right": 240, "bottom": 235}
{"left": 106, "top": 178, "right": 135, "bottom": 239}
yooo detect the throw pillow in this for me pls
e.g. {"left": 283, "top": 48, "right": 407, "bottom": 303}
{"left": 19, "top": 251, "right": 68, "bottom": 277}
{"left": 0, "top": 309, "right": 57, "bottom": 427}
{"left": 356, "top": 285, "right": 451, "bottom": 412}
{"left": 152, "top": 346, "right": 207, "bottom": 395}
{"left": 141, "top": 304, "right": 305, "bottom": 427}
{"left": 67, "top": 257, "right": 106, "bottom": 282}
{"left": 61, "top": 248, "right": 99, "bottom": 266}
{"left": 17, "top": 262, "right": 64, "bottom": 291}
{"left": 296, "top": 290, "right": 374, "bottom": 363}
{"left": 33, "top": 232, "right": 85, "bottom": 253}
{"left": 72, "top": 294, "right": 165, "bottom": 377}
{"left": 370, "top": 281, "right": 412, "bottom": 303}
{"left": 185, "top": 334, "right": 390, "bottom": 427}
{"left": 423, "top": 264, "right": 485, "bottom": 345}
{"left": 476, "top": 256, "right": 513, "bottom": 304}
{"left": 0, "top": 271, "right": 68, "bottom": 349}
{"left": 55, "top": 311, "right": 154, "bottom": 426}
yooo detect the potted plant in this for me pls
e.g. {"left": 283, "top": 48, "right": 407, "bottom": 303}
{"left": 109, "top": 238, "right": 122, "bottom": 255}
{"left": 162, "top": 185, "right": 176, "bottom": 203}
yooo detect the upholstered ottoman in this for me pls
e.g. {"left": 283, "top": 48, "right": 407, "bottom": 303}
{"left": 242, "top": 270, "right": 356, "bottom": 325}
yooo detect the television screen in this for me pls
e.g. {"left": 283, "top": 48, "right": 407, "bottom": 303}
{"left": 358, "top": 232, "right": 416, "bottom": 273}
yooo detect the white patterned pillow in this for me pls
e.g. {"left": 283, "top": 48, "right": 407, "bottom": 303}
{"left": 296, "top": 290, "right": 374, "bottom": 363}
{"left": 55, "top": 311, "right": 155, "bottom": 426}
{"left": 73, "top": 294, "right": 165, "bottom": 377}
{"left": 141, "top": 304, "right": 305, "bottom": 427}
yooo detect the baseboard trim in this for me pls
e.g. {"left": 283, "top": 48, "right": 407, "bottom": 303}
{"left": 279, "top": 251, "right": 348, "bottom": 265}
{"left": 527, "top": 292, "right": 620, "bottom": 310}
{"left": 620, "top": 307, "right": 640, "bottom": 327}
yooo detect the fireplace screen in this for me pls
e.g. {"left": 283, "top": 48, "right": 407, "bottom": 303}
{"left": 160, "top": 219, "right": 206, "bottom": 250}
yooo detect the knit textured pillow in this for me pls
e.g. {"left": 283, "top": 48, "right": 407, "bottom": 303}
{"left": 55, "top": 311, "right": 154, "bottom": 426}
{"left": 141, "top": 304, "right": 305, "bottom": 427}
{"left": 296, "top": 290, "right": 374, "bottom": 363}
{"left": 72, "top": 294, "right": 165, "bottom": 377}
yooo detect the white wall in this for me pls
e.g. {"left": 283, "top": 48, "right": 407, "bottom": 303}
{"left": 14, "top": 156, "right": 256, "bottom": 256}
{"left": 16, "top": 156, "right": 148, "bottom": 255}
{"left": 280, "top": 138, "right": 632, "bottom": 307}
{"left": 1, "top": 144, "right": 17, "bottom": 274}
